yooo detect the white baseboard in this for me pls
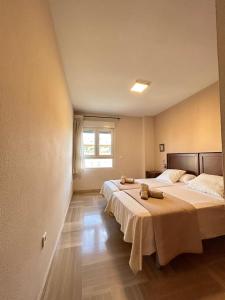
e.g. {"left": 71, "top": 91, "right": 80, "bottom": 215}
{"left": 74, "top": 189, "right": 100, "bottom": 194}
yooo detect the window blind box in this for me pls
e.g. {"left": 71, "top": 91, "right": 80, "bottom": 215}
{"left": 83, "top": 120, "right": 115, "bottom": 129}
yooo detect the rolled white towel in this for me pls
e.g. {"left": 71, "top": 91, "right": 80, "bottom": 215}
{"left": 120, "top": 176, "right": 126, "bottom": 184}
{"left": 140, "top": 183, "right": 149, "bottom": 200}
{"left": 149, "top": 190, "right": 164, "bottom": 199}
{"left": 120, "top": 176, "right": 135, "bottom": 184}
{"left": 140, "top": 184, "right": 164, "bottom": 200}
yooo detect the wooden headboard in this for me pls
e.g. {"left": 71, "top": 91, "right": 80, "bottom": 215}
{"left": 167, "top": 152, "right": 223, "bottom": 176}
{"left": 167, "top": 153, "right": 199, "bottom": 175}
{"left": 199, "top": 152, "right": 223, "bottom": 176}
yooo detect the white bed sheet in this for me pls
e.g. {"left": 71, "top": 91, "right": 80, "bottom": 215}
{"left": 160, "top": 185, "right": 225, "bottom": 239}
{"left": 101, "top": 178, "right": 176, "bottom": 203}
{"left": 105, "top": 184, "right": 225, "bottom": 272}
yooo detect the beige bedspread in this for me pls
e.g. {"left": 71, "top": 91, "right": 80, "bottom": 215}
{"left": 101, "top": 179, "right": 174, "bottom": 203}
{"left": 105, "top": 186, "right": 225, "bottom": 273}
{"left": 105, "top": 191, "right": 154, "bottom": 272}
{"left": 125, "top": 189, "right": 203, "bottom": 269}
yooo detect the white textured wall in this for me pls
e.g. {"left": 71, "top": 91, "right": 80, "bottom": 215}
{"left": 0, "top": 1, "right": 73, "bottom": 299}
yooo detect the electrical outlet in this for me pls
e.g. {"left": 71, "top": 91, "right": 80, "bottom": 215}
{"left": 42, "top": 232, "right": 47, "bottom": 249}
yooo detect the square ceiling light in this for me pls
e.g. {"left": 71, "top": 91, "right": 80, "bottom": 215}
{"left": 130, "top": 80, "right": 150, "bottom": 93}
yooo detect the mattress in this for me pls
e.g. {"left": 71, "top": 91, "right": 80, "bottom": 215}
{"left": 105, "top": 184, "right": 225, "bottom": 272}
{"left": 101, "top": 178, "right": 176, "bottom": 203}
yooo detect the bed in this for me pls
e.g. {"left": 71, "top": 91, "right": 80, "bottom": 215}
{"left": 104, "top": 152, "right": 225, "bottom": 273}
{"left": 101, "top": 178, "right": 174, "bottom": 203}
{"left": 101, "top": 153, "right": 200, "bottom": 202}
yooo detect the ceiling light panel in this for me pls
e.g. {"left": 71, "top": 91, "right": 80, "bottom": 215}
{"left": 130, "top": 80, "right": 150, "bottom": 93}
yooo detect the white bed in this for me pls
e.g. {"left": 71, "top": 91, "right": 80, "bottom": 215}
{"left": 105, "top": 184, "right": 225, "bottom": 273}
{"left": 101, "top": 178, "right": 174, "bottom": 203}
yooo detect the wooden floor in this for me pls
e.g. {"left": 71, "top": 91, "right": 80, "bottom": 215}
{"left": 42, "top": 193, "right": 225, "bottom": 300}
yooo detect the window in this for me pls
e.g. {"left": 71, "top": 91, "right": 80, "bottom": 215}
{"left": 82, "top": 128, "right": 113, "bottom": 168}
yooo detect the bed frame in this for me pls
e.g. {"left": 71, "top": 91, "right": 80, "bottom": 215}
{"left": 167, "top": 152, "right": 223, "bottom": 176}
{"left": 199, "top": 152, "right": 223, "bottom": 176}
{"left": 155, "top": 152, "right": 223, "bottom": 268}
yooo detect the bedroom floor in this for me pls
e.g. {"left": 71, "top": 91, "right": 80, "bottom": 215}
{"left": 42, "top": 193, "right": 225, "bottom": 300}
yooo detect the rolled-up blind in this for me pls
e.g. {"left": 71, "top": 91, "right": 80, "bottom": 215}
{"left": 83, "top": 120, "right": 115, "bottom": 129}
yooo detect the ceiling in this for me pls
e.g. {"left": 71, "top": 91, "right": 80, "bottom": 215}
{"left": 49, "top": 0, "right": 218, "bottom": 116}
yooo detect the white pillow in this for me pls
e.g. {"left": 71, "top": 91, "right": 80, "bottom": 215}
{"left": 157, "top": 169, "right": 186, "bottom": 183}
{"left": 187, "top": 173, "right": 224, "bottom": 198}
{"left": 179, "top": 174, "right": 196, "bottom": 184}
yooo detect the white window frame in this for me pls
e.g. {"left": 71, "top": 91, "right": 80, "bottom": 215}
{"left": 82, "top": 127, "right": 114, "bottom": 168}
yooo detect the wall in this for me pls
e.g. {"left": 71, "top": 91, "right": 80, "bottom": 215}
{"left": 216, "top": 0, "right": 225, "bottom": 178}
{"left": 143, "top": 117, "right": 155, "bottom": 171}
{"left": 154, "top": 83, "right": 222, "bottom": 170}
{"left": 0, "top": 1, "right": 73, "bottom": 300}
{"left": 74, "top": 83, "right": 221, "bottom": 190}
{"left": 74, "top": 116, "right": 147, "bottom": 190}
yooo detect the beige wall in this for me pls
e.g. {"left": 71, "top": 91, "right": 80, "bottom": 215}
{"left": 154, "top": 83, "right": 222, "bottom": 170}
{"left": 143, "top": 117, "right": 155, "bottom": 171}
{"left": 216, "top": 0, "right": 225, "bottom": 177}
{"left": 74, "top": 116, "right": 147, "bottom": 190}
{"left": 75, "top": 83, "right": 221, "bottom": 190}
{"left": 0, "top": 1, "right": 73, "bottom": 300}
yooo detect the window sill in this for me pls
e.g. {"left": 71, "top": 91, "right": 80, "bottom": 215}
{"left": 84, "top": 167, "right": 113, "bottom": 170}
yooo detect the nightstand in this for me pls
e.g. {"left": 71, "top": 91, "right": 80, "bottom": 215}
{"left": 146, "top": 171, "right": 162, "bottom": 178}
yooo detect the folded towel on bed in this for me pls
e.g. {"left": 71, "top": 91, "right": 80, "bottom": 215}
{"left": 120, "top": 176, "right": 126, "bottom": 184}
{"left": 140, "top": 183, "right": 149, "bottom": 200}
{"left": 110, "top": 180, "right": 140, "bottom": 190}
{"left": 120, "top": 176, "right": 135, "bottom": 184}
{"left": 140, "top": 183, "right": 149, "bottom": 191}
{"left": 149, "top": 190, "right": 164, "bottom": 199}
{"left": 140, "top": 190, "right": 149, "bottom": 200}
{"left": 140, "top": 183, "right": 164, "bottom": 200}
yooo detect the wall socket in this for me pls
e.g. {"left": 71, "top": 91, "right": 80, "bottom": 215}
{"left": 42, "top": 232, "right": 47, "bottom": 249}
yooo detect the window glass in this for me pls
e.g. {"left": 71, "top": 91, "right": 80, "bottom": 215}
{"left": 83, "top": 131, "right": 95, "bottom": 156}
{"left": 82, "top": 128, "right": 113, "bottom": 168}
{"left": 99, "top": 132, "right": 112, "bottom": 155}
{"left": 84, "top": 158, "right": 112, "bottom": 168}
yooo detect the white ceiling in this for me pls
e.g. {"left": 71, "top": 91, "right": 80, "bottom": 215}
{"left": 49, "top": 0, "right": 218, "bottom": 116}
